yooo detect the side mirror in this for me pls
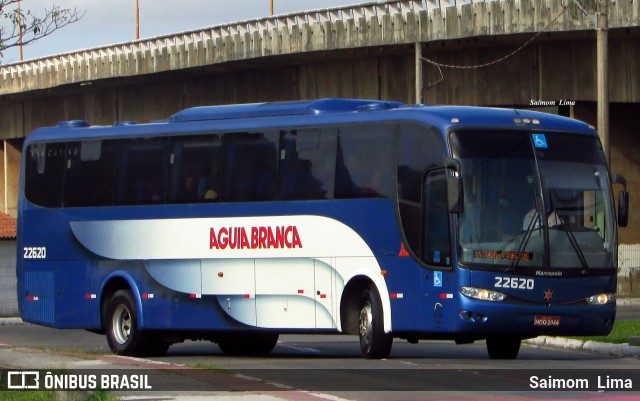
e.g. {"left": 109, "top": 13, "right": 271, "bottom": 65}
{"left": 612, "top": 174, "right": 629, "bottom": 228}
{"left": 618, "top": 190, "right": 629, "bottom": 228}
{"left": 444, "top": 158, "right": 464, "bottom": 213}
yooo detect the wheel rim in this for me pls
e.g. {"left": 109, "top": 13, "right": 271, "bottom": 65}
{"left": 359, "top": 301, "right": 373, "bottom": 347}
{"left": 112, "top": 304, "right": 132, "bottom": 345}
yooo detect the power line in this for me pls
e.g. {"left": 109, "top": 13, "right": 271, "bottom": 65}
{"left": 421, "top": 3, "right": 572, "bottom": 88}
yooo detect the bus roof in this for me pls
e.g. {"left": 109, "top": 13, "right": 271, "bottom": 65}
{"left": 25, "top": 99, "right": 597, "bottom": 143}
{"left": 169, "top": 98, "right": 404, "bottom": 122}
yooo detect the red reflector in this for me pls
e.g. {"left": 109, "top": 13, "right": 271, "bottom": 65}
{"left": 142, "top": 293, "right": 154, "bottom": 299}
{"left": 27, "top": 296, "right": 39, "bottom": 301}
{"left": 391, "top": 293, "right": 398, "bottom": 299}
{"left": 398, "top": 243, "right": 410, "bottom": 257}
{"left": 243, "top": 294, "right": 250, "bottom": 299}
{"left": 85, "top": 294, "right": 96, "bottom": 299}
{"left": 298, "top": 289, "right": 304, "bottom": 294}
{"left": 190, "top": 293, "right": 201, "bottom": 299}
{"left": 320, "top": 294, "right": 327, "bottom": 299}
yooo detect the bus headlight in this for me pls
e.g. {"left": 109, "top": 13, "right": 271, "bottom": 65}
{"left": 586, "top": 293, "right": 616, "bottom": 305}
{"left": 460, "top": 286, "right": 506, "bottom": 302}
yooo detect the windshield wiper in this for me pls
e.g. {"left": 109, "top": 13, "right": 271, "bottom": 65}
{"left": 509, "top": 207, "right": 540, "bottom": 271}
{"left": 556, "top": 221, "right": 589, "bottom": 269}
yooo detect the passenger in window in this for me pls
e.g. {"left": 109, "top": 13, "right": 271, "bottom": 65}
{"left": 359, "top": 168, "right": 386, "bottom": 197}
{"left": 150, "top": 176, "right": 163, "bottom": 202}
{"left": 204, "top": 188, "right": 218, "bottom": 201}
{"left": 178, "top": 174, "right": 198, "bottom": 202}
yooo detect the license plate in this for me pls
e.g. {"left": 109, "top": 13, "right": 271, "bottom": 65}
{"left": 534, "top": 315, "right": 561, "bottom": 326}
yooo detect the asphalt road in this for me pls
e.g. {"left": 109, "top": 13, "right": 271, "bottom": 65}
{"left": 1, "top": 324, "right": 639, "bottom": 400}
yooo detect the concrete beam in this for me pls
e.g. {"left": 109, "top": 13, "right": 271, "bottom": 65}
{"left": 1, "top": 0, "right": 638, "bottom": 96}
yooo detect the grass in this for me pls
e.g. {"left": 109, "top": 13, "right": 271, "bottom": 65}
{"left": 86, "top": 391, "right": 118, "bottom": 401}
{"left": 0, "top": 391, "right": 57, "bottom": 401}
{"left": 0, "top": 391, "right": 116, "bottom": 401}
{"left": 567, "top": 320, "right": 640, "bottom": 344}
{"left": 191, "top": 362, "right": 232, "bottom": 374}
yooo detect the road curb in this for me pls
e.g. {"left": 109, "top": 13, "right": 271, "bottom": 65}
{"left": 0, "top": 317, "right": 23, "bottom": 326}
{"left": 527, "top": 336, "right": 640, "bottom": 357}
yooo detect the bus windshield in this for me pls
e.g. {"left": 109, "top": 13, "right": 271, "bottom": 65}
{"left": 452, "top": 130, "right": 616, "bottom": 271}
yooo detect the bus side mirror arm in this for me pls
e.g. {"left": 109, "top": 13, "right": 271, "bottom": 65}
{"left": 612, "top": 173, "right": 629, "bottom": 228}
{"left": 444, "top": 158, "right": 463, "bottom": 214}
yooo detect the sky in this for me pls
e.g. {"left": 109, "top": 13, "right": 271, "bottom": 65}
{"left": 1, "top": 0, "right": 365, "bottom": 64}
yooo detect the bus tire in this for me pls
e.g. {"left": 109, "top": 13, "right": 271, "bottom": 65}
{"left": 105, "top": 290, "right": 148, "bottom": 356}
{"left": 359, "top": 286, "right": 392, "bottom": 359}
{"left": 218, "top": 332, "right": 279, "bottom": 355}
{"left": 486, "top": 336, "right": 521, "bottom": 359}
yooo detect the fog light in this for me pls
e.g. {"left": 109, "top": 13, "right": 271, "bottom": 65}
{"left": 460, "top": 286, "right": 506, "bottom": 302}
{"left": 587, "top": 293, "right": 616, "bottom": 305}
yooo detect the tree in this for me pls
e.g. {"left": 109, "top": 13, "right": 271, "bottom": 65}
{"left": 1, "top": 0, "right": 83, "bottom": 60}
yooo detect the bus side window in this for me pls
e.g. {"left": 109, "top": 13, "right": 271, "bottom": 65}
{"left": 422, "top": 169, "right": 452, "bottom": 267}
{"left": 115, "top": 138, "right": 169, "bottom": 205}
{"left": 223, "top": 131, "right": 278, "bottom": 202}
{"left": 169, "top": 134, "right": 221, "bottom": 203}
{"left": 397, "top": 124, "right": 443, "bottom": 256}
{"left": 24, "top": 142, "right": 66, "bottom": 208}
{"left": 277, "top": 128, "right": 337, "bottom": 200}
{"left": 63, "top": 140, "right": 116, "bottom": 207}
{"left": 335, "top": 125, "right": 394, "bottom": 199}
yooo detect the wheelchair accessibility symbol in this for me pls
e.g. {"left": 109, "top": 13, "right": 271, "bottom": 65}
{"left": 532, "top": 133, "right": 548, "bottom": 149}
{"left": 434, "top": 271, "right": 443, "bottom": 287}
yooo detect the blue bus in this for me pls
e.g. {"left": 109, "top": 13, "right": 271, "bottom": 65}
{"left": 17, "top": 99, "right": 629, "bottom": 359}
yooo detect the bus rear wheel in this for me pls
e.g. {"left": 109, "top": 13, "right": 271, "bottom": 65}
{"left": 359, "top": 286, "right": 392, "bottom": 359}
{"left": 486, "top": 336, "right": 521, "bottom": 359}
{"left": 105, "top": 290, "right": 159, "bottom": 356}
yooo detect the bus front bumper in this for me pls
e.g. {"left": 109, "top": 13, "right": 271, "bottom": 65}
{"left": 452, "top": 300, "right": 616, "bottom": 337}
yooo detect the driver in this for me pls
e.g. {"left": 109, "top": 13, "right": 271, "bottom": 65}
{"left": 522, "top": 202, "right": 563, "bottom": 230}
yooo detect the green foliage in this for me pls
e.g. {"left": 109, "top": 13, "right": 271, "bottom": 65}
{"left": 569, "top": 320, "right": 640, "bottom": 344}
{"left": 85, "top": 391, "right": 118, "bottom": 401}
{"left": 0, "top": 391, "right": 57, "bottom": 401}
{"left": 0, "top": 390, "right": 116, "bottom": 401}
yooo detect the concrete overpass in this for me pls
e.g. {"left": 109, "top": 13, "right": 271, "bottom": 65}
{"left": 0, "top": 0, "right": 638, "bottom": 248}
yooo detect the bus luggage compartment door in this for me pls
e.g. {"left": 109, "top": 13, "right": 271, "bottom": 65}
{"left": 202, "top": 259, "right": 256, "bottom": 326}
{"left": 255, "top": 258, "right": 316, "bottom": 329}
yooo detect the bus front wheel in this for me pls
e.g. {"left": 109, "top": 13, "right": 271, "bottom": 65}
{"left": 105, "top": 290, "right": 151, "bottom": 356}
{"left": 486, "top": 336, "right": 521, "bottom": 359}
{"left": 359, "top": 286, "right": 392, "bottom": 359}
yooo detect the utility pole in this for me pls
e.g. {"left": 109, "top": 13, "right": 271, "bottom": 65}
{"left": 135, "top": 0, "right": 140, "bottom": 39}
{"left": 596, "top": 0, "right": 609, "bottom": 164}
{"left": 415, "top": 43, "right": 423, "bottom": 104}
{"left": 18, "top": 0, "right": 24, "bottom": 61}
{"left": 270, "top": 0, "right": 274, "bottom": 16}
